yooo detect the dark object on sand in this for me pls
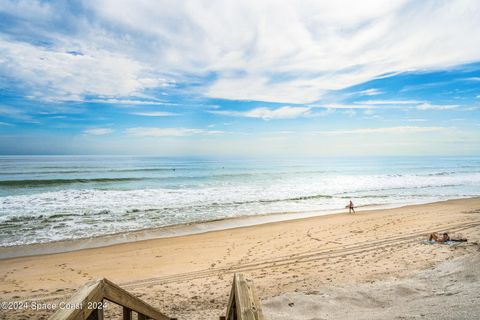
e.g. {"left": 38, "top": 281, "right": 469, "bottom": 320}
{"left": 429, "top": 232, "right": 467, "bottom": 243}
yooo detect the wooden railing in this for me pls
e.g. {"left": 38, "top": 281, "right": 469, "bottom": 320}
{"left": 49, "top": 273, "right": 263, "bottom": 320}
{"left": 222, "top": 273, "right": 264, "bottom": 320}
{"left": 48, "top": 278, "right": 174, "bottom": 320}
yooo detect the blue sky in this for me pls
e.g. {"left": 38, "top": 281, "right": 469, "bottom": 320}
{"left": 0, "top": 0, "right": 479, "bottom": 156}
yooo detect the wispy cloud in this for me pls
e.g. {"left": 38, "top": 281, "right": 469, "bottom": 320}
{"left": 405, "top": 118, "right": 428, "bottom": 122}
{"left": 130, "top": 112, "right": 179, "bottom": 117}
{"left": 316, "top": 126, "right": 447, "bottom": 135}
{"left": 210, "top": 106, "right": 311, "bottom": 120}
{"left": 125, "top": 127, "right": 223, "bottom": 137}
{"left": 312, "top": 104, "right": 377, "bottom": 109}
{"left": 0, "top": 122, "right": 14, "bottom": 126}
{"left": 351, "top": 100, "right": 460, "bottom": 111}
{"left": 416, "top": 103, "right": 459, "bottom": 110}
{"left": 0, "top": 105, "right": 35, "bottom": 122}
{"left": 357, "top": 88, "right": 382, "bottom": 96}
{"left": 357, "top": 100, "right": 421, "bottom": 105}
{"left": 88, "top": 98, "right": 174, "bottom": 106}
{"left": 83, "top": 128, "right": 114, "bottom": 135}
{"left": 1, "top": 1, "right": 480, "bottom": 103}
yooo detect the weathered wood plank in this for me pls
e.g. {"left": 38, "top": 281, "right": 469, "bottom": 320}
{"left": 234, "top": 274, "right": 264, "bottom": 320}
{"left": 48, "top": 279, "right": 104, "bottom": 320}
{"left": 225, "top": 274, "right": 237, "bottom": 320}
{"left": 102, "top": 278, "right": 171, "bottom": 320}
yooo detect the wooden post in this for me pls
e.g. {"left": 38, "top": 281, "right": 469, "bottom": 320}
{"left": 86, "top": 308, "right": 104, "bottom": 320}
{"left": 138, "top": 313, "right": 147, "bottom": 320}
{"left": 234, "top": 274, "right": 264, "bottom": 320}
{"left": 123, "top": 307, "right": 132, "bottom": 320}
{"left": 224, "top": 273, "right": 264, "bottom": 320}
{"left": 226, "top": 274, "right": 237, "bottom": 320}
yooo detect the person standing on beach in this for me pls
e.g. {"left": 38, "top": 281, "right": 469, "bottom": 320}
{"left": 348, "top": 200, "right": 355, "bottom": 213}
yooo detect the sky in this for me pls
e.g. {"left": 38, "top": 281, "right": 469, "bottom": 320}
{"left": 0, "top": 0, "right": 479, "bottom": 156}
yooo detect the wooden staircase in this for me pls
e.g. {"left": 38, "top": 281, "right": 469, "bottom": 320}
{"left": 48, "top": 273, "right": 264, "bottom": 320}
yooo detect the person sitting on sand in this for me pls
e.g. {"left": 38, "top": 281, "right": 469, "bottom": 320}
{"left": 429, "top": 232, "right": 450, "bottom": 243}
{"left": 348, "top": 200, "right": 355, "bottom": 214}
{"left": 428, "top": 232, "right": 467, "bottom": 243}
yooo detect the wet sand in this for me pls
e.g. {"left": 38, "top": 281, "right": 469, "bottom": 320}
{"left": 0, "top": 197, "right": 479, "bottom": 319}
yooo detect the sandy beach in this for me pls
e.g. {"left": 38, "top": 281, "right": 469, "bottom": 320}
{"left": 1, "top": 197, "right": 479, "bottom": 319}
{"left": 2, "top": 0, "right": 480, "bottom": 319}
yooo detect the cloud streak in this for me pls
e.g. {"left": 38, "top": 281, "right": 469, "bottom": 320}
{"left": 357, "top": 100, "right": 421, "bottom": 105}
{"left": 83, "top": 128, "right": 114, "bottom": 135}
{"left": 416, "top": 103, "right": 459, "bottom": 110}
{"left": 125, "top": 127, "right": 223, "bottom": 137}
{"left": 130, "top": 112, "right": 179, "bottom": 117}
{"left": 210, "top": 106, "right": 311, "bottom": 120}
{"left": 312, "top": 104, "right": 377, "bottom": 109}
{"left": 316, "top": 126, "right": 447, "bottom": 135}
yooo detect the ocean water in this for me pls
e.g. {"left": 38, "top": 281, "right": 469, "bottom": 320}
{"left": 0, "top": 156, "right": 479, "bottom": 247}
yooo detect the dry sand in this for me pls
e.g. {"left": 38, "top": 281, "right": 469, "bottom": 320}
{"left": 0, "top": 197, "right": 479, "bottom": 319}
{"left": 263, "top": 254, "right": 480, "bottom": 320}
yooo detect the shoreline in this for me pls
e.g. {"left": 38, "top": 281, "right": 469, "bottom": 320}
{"left": 0, "top": 196, "right": 475, "bottom": 259}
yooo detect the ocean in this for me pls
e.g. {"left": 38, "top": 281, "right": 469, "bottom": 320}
{"left": 0, "top": 156, "right": 479, "bottom": 247}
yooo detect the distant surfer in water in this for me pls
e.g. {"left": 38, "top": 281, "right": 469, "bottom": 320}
{"left": 347, "top": 200, "right": 355, "bottom": 213}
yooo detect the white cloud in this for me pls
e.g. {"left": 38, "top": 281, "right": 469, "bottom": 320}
{"left": 312, "top": 104, "right": 377, "bottom": 109}
{"left": 406, "top": 118, "right": 427, "bottom": 122}
{"left": 317, "top": 126, "right": 447, "bottom": 135}
{"left": 130, "top": 112, "right": 179, "bottom": 117}
{"left": 125, "top": 127, "right": 223, "bottom": 137}
{"left": 357, "top": 88, "right": 382, "bottom": 96}
{"left": 210, "top": 106, "right": 311, "bottom": 120}
{"left": 2, "top": 0, "right": 480, "bottom": 103}
{"left": 84, "top": 128, "right": 114, "bottom": 135}
{"left": 0, "top": 122, "right": 14, "bottom": 126}
{"left": 357, "top": 100, "right": 421, "bottom": 105}
{"left": 197, "top": 0, "right": 480, "bottom": 103}
{"left": 0, "top": 37, "right": 166, "bottom": 101}
{"left": 0, "top": 105, "right": 34, "bottom": 122}
{"left": 417, "top": 103, "right": 459, "bottom": 110}
{"left": 88, "top": 99, "right": 172, "bottom": 105}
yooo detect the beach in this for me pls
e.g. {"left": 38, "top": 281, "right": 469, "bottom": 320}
{"left": 2, "top": 1, "right": 480, "bottom": 319}
{"left": 1, "top": 197, "right": 479, "bottom": 319}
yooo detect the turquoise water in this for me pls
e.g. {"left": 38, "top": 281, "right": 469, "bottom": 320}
{"left": 0, "top": 156, "right": 479, "bottom": 246}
